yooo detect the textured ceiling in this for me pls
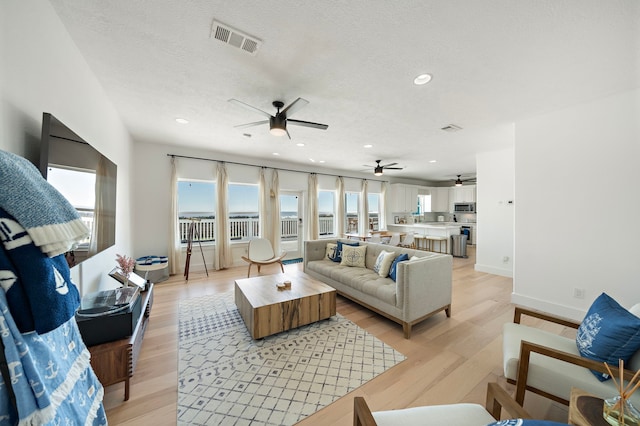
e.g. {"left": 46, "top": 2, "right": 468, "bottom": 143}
{"left": 49, "top": 0, "right": 639, "bottom": 182}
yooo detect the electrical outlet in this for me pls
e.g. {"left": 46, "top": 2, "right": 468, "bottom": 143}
{"left": 573, "top": 288, "right": 585, "bottom": 299}
{"left": 502, "top": 256, "right": 510, "bottom": 263}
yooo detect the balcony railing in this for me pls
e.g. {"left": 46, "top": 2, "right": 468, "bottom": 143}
{"left": 178, "top": 214, "right": 377, "bottom": 243}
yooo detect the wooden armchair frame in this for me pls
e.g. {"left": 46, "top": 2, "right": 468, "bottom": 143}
{"left": 510, "top": 306, "right": 638, "bottom": 406}
{"left": 353, "top": 382, "right": 530, "bottom": 426}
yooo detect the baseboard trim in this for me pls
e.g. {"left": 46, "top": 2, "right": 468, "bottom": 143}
{"left": 510, "top": 294, "right": 586, "bottom": 321}
{"left": 474, "top": 263, "right": 513, "bottom": 277}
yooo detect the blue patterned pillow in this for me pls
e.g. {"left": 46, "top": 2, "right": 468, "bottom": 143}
{"left": 486, "top": 420, "right": 568, "bottom": 426}
{"left": 576, "top": 292, "right": 640, "bottom": 381}
{"left": 388, "top": 253, "right": 409, "bottom": 282}
{"left": 330, "top": 241, "right": 359, "bottom": 263}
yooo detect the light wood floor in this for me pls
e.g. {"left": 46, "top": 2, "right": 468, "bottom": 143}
{"left": 102, "top": 246, "right": 568, "bottom": 424}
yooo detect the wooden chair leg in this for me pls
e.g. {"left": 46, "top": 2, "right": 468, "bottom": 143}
{"left": 247, "top": 264, "right": 252, "bottom": 278}
{"left": 279, "top": 261, "right": 284, "bottom": 273}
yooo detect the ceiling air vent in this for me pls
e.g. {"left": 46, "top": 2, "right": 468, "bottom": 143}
{"left": 211, "top": 20, "right": 262, "bottom": 56}
{"left": 441, "top": 124, "right": 463, "bottom": 132}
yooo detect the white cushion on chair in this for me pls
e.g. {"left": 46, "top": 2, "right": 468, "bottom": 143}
{"left": 373, "top": 403, "right": 495, "bottom": 426}
{"left": 503, "top": 322, "right": 640, "bottom": 406}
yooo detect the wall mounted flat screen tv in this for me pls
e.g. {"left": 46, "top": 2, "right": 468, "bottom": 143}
{"left": 39, "top": 112, "right": 117, "bottom": 267}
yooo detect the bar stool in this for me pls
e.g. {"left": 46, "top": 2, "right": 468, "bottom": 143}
{"left": 425, "top": 236, "right": 448, "bottom": 253}
{"left": 414, "top": 235, "right": 429, "bottom": 251}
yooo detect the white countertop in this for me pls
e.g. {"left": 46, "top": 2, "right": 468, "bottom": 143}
{"left": 389, "top": 223, "right": 461, "bottom": 229}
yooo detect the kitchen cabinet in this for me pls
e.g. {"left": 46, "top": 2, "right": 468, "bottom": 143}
{"left": 430, "top": 187, "right": 449, "bottom": 212}
{"left": 390, "top": 184, "right": 419, "bottom": 213}
{"left": 449, "top": 185, "right": 476, "bottom": 211}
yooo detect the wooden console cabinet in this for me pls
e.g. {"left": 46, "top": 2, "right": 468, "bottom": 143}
{"left": 87, "top": 284, "right": 154, "bottom": 401}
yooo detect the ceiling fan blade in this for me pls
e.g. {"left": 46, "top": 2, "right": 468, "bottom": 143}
{"left": 280, "top": 97, "right": 309, "bottom": 117}
{"left": 234, "top": 120, "right": 269, "bottom": 129}
{"left": 228, "top": 99, "right": 273, "bottom": 118}
{"left": 385, "top": 167, "right": 403, "bottom": 170}
{"left": 285, "top": 128, "right": 291, "bottom": 140}
{"left": 287, "top": 119, "right": 329, "bottom": 130}
{"left": 381, "top": 162, "right": 398, "bottom": 168}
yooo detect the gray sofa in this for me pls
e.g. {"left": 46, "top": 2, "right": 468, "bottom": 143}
{"left": 304, "top": 239, "right": 453, "bottom": 338}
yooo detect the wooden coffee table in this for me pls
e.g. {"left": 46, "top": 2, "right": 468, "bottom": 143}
{"left": 234, "top": 272, "right": 336, "bottom": 339}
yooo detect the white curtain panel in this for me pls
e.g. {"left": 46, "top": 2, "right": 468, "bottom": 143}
{"left": 336, "top": 177, "right": 345, "bottom": 237}
{"left": 88, "top": 155, "right": 115, "bottom": 256}
{"left": 306, "top": 173, "right": 319, "bottom": 241}
{"left": 270, "top": 170, "right": 281, "bottom": 255}
{"left": 259, "top": 168, "right": 269, "bottom": 240}
{"left": 215, "top": 162, "right": 232, "bottom": 270}
{"left": 380, "top": 181, "right": 388, "bottom": 231}
{"left": 168, "top": 156, "right": 181, "bottom": 275}
{"left": 359, "top": 179, "right": 369, "bottom": 235}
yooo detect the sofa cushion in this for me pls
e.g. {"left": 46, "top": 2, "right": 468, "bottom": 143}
{"left": 388, "top": 253, "right": 409, "bottom": 282}
{"left": 373, "top": 250, "right": 395, "bottom": 277}
{"left": 341, "top": 245, "right": 367, "bottom": 267}
{"left": 372, "top": 403, "right": 495, "bottom": 426}
{"left": 325, "top": 243, "right": 337, "bottom": 260}
{"left": 576, "top": 293, "right": 640, "bottom": 381}
{"left": 330, "top": 240, "right": 359, "bottom": 262}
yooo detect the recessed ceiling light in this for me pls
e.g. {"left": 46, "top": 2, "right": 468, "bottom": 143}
{"left": 413, "top": 73, "right": 432, "bottom": 85}
{"left": 309, "top": 158, "right": 316, "bottom": 163}
{"left": 272, "top": 152, "right": 280, "bottom": 156}
{"left": 296, "top": 143, "right": 305, "bottom": 147}
{"left": 363, "top": 144, "right": 373, "bottom": 148}
{"left": 319, "top": 160, "right": 325, "bottom": 163}
{"left": 429, "top": 160, "right": 437, "bottom": 163}
{"left": 175, "top": 118, "right": 189, "bottom": 124}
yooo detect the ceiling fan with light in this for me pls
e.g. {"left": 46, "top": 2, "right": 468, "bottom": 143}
{"left": 362, "top": 160, "right": 404, "bottom": 176}
{"left": 228, "top": 97, "right": 328, "bottom": 139}
{"left": 452, "top": 174, "right": 477, "bottom": 186}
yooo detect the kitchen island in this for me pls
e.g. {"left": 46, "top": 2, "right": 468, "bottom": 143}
{"left": 387, "top": 223, "right": 462, "bottom": 254}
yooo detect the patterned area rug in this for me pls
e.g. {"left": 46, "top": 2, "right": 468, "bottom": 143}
{"left": 177, "top": 291, "right": 405, "bottom": 425}
{"left": 282, "top": 258, "right": 303, "bottom": 265}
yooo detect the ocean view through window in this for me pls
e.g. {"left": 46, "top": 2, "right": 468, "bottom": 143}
{"left": 177, "top": 182, "right": 346, "bottom": 243}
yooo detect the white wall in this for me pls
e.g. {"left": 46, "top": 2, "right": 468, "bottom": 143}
{"left": 475, "top": 146, "right": 515, "bottom": 277}
{"left": 513, "top": 89, "right": 640, "bottom": 320}
{"left": 0, "top": 1, "right": 134, "bottom": 295}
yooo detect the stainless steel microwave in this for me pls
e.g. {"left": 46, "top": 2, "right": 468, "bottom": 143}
{"left": 454, "top": 202, "right": 476, "bottom": 213}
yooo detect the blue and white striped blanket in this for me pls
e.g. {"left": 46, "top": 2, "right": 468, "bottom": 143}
{"left": 0, "top": 150, "right": 89, "bottom": 257}
{"left": 0, "top": 289, "right": 107, "bottom": 425}
{"left": 0, "top": 150, "right": 105, "bottom": 424}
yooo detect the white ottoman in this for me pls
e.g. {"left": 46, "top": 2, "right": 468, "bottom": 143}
{"left": 135, "top": 255, "right": 169, "bottom": 283}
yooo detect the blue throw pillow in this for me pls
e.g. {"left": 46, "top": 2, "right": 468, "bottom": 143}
{"left": 388, "top": 253, "right": 409, "bottom": 282}
{"left": 330, "top": 241, "right": 359, "bottom": 263}
{"left": 485, "top": 420, "right": 568, "bottom": 426}
{"left": 576, "top": 292, "right": 640, "bottom": 381}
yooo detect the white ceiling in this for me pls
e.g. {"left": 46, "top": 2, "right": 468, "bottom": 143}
{"left": 49, "top": 0, "right": 639, "bottom": 182}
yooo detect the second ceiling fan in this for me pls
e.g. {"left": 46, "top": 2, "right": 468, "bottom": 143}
{"left": 228, "top": 97, "right": 328, "bottom": 139}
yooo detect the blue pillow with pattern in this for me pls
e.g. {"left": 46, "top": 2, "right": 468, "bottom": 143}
{"left": 388, "top": 253, "right": 409, "bottom": 282}
{"left": 486, "top": 420, "right": 568, "bottom": 426}
{"left": 330, "top": 240, "right": 359, "bottom": 263}
{"left": 576, "top": 292, "right": 640, "bottom": 381}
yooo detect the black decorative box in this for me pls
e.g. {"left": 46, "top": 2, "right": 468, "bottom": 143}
{"left": 76, "top": 288, "right": 143, "bottom": 347}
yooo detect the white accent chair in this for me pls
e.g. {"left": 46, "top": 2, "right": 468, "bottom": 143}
{"left": 385, "top": 233, "right": 401, "bottom": 246}
{"left": 503, "top": 306, "right": 640, "bottom": 407}
{"left": 368, "top": 234, "right": 382, "bottom": 243}
{"left": 399, "top": 233, "right": 415, "bottom": 249}
{"left": 353, "top": 382, "right": 531, "bottom": 426}
{"left": 240, "top": 238, "right": 286, "bottom": 278}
